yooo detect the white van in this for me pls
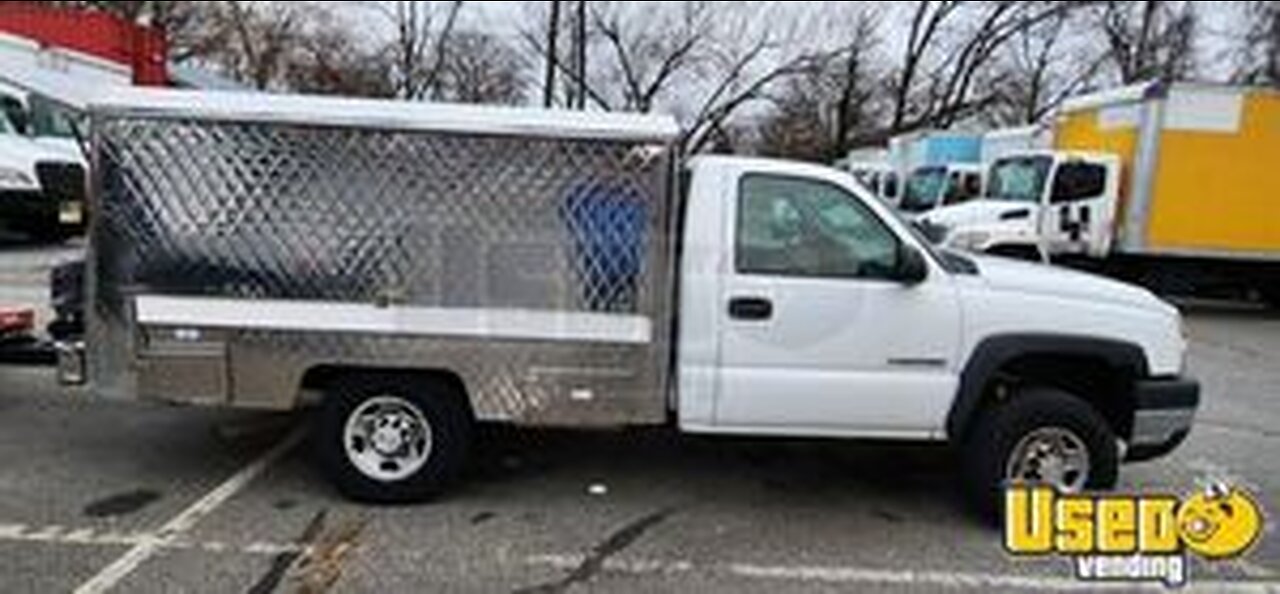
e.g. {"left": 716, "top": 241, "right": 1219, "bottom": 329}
{"left": 0, "top": 87, "right": 86, "bottom": 242}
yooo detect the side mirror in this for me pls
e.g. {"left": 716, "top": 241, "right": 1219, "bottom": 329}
{"left": 895, "top": 244, "right": 929, "bottom": 285}
{"left": 912, "top": 220, "right": 948, "bottom": 244}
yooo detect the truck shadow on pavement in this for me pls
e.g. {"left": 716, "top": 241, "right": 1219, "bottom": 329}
{"left": 462, "top": 424, "right": 969, "bottom": 523}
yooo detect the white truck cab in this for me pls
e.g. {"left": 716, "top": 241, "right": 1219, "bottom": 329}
{"left": 676, "top": 155, "right": 1191, "bottom": 515}
{"left": 57, "top": 88, "right": 1197, "bottom": 517}
{"left": 922, "top": 151, "right": 1120, "bottom": 260}
{"left": 899, "top": 163, "right": 984, "bottom": 217}
{"left": 844, "top": 161, "right": 900, "bottom": 205}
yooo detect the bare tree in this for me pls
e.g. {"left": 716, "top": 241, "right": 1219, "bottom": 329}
{"left": 889, "top": 0, "right": 964, "bottom": 132}
{"left": 591, "top": 1, "right": 712, "bottom": 113}
{"left": 519, "top": 2, "right": 834, "bottom": 152}
{"left": 758, "top": 6, "right": 884, "bottom": 160}
{"left": 1232, "top": 0, "right": 1280, "bottom": 86}
{"left": 991, "top": 3, "right": 1107, "bottom": 125}
{"left": 1094, "top": 0, "right": 1198, "bottom": 83}
{"left": 440, "top": 32, "right": 528, "bottom": 104}
{"left": 284, "top": 8, "right": 394, "bottom": 97}
{"left": 375, "top": 0, "right": 465, "bottom": 100}
{"left": 830, "top": 8, "right": 884, "bottom": 156}
{"left": 542, "top": 0, "right": 562, "bottom": 106}
{"left": 212, "top": 1, "right": 305, "bottom": 90}
{"left": 886, "top": 1, "right": 1083, "bottom": 133}
{"left": 520, "top": 1, "right": 605, "bottom": 108}
{"left": 572, "top": 0, "right": 588, "bottom": 109}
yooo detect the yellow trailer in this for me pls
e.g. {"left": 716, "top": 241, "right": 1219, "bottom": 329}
{"left": 931, "top": 82, "right": 1279, "bottom": 301}
{"left": 1054, "top": 82, "right": 1280, "bottom": 260}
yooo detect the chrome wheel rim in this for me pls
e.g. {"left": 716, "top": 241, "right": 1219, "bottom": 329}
{"left": 1006, "top": 427, "right": 1090, "bottom": 492}
{"left": 343, "top": 396, "right": 432, "bottom": 482}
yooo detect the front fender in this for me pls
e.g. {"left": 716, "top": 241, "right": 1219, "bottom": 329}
{"left": 946, "top": 333, "right": 1149, "bottom": 441}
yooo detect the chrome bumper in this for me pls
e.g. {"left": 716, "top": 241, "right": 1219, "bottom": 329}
{"left": 1125, "top": 377, "right": 1199, "bottom": 462}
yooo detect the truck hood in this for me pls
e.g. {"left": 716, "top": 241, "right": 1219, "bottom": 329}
{"left": 920, "top": 200, "right": 1038, "bottom": 229}
{"left": 32, "top": 138, "right": 88, "bottom": 167}
{"left": 970, "top": 254, "right": 1173, "bottom": 314}
{"left": 0, "top": 134, "right": 76, "bottom": 172}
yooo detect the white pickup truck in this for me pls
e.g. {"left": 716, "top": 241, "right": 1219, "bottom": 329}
{"left": 55, "top": 87, "right": 1197, "bottom": 517}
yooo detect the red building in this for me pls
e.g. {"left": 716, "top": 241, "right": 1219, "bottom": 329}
{"left": 0, "top": 2, "right": 167, "bottom": 86}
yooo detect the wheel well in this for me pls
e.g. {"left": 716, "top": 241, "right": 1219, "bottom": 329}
{"left": 300, "top": 365, "right": 473, "bottom": 415}
{"left": 979, "top": 353, "right": 1134, "bottom": 440}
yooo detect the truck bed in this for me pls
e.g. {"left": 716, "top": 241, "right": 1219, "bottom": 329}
{"left": 84, "top": 88, "right": 680, "bottom": 425}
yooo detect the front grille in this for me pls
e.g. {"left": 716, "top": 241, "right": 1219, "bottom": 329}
{"left": 35, "top": 162, "right": 86, "bottom": 203}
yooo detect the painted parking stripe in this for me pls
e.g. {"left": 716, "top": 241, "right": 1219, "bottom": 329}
{"left": 525, "top": 554, "right": 1280, "bottom": 593}
{"left": 0, "top": 521, "right": 304, "bottom": 556}
{"left": 75, "top": 427, "right": 305, "bottom": 594}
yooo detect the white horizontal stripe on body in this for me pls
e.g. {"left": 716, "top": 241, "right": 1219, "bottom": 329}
{"left": 134, "top": 295, "right": 653, "bottom": 344}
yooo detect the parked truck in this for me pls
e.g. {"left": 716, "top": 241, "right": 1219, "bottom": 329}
{"left": 0, "top": 85, "right": 86, "bottom": 242}
{"left": 52, "top": 85, "right": 1197, "bottom": 517}
{"left": 837, "top": 147, "right": 899, "bottom": 205}
{"left": 891, "top": 131, "right": 985, "bottom": 215}
{"left": 980, "top": 125, "right": 1049, "bottom": 169}
{"left": 923, "top": 82, "right": 1280, "bottom": 303}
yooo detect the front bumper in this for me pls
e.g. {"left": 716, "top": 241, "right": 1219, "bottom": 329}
{"left": 0, "top": 189, "right": 84, "bottom": 234}
{"left": 1125, "top": 376, "right": 1200, "bottom": 462}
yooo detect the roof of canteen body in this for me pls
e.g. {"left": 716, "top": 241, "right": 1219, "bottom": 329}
{"left": 92, "top": 87, "right": 682, "bottom": 142}
{"left": 0, "top": 58, "right": 682, "bottom": 143}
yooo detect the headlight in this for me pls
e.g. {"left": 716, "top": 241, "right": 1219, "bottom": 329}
{"left": 0, "top": 166, "right": 36, "bottom": 190}
{"left": 949, "top": 230, "right": 991, "bottom": 251}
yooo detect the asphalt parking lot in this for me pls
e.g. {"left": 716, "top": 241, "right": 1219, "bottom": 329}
{"left": 1, "top": 242, "right": 1278, "bottom": 593}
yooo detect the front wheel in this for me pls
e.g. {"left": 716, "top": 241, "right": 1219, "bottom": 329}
{"left": 318, "top": 374, "right": 472, "bottom": 503}
{"left": 960, "top": 387, "right": 1118, "bottom": 521}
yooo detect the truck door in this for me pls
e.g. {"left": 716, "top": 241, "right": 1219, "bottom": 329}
{"left": 714, "top": 171, "right": 961, "bottom": 436}
{"left": 1042, "top": 159, "right": 1118, "bottom": 257}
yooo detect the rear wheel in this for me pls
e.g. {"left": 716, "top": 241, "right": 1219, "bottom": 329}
{"left": 318, "top": 374, "right": 472, "bottom": 503}
{"left": 960, "top": 387, "right": 1118, "bottom": 521}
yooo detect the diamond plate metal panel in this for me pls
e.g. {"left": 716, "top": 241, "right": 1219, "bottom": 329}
{"left": 87, "top": 113, "right": 676, "bottom": 424}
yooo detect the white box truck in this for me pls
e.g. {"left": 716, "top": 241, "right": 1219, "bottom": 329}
{"left": 891, "top": 131, "right": 985, "bottom": 216}
{"left": 53, "top": 86, "right": 1197, "bottom": 516}
{"left": 922, "top": 82, "right": 1280, "bottom": 303}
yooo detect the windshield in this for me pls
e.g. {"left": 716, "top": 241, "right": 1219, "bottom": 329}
{"left": 900, "top": 167, "right": 947, "bottom": 213}
{"left": 987, "top": 156, "right": 1052, "bottom": 202}
{"left": 28, "top": 94, "right": 81, "bottom": 139}
{"left": 0, "top": 111, "right": 13, "bottom": 135}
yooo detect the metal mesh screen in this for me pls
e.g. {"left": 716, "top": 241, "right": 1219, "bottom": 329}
{"left": 94, "top": 117, "right": 673, "bottom": 314}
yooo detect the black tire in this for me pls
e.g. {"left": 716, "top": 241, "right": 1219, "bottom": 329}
{"left": 318, "top": 373, "right": 473, "bottom": 503}
{"left": 959, "top": 387, "right": 1118, "bottom": 522}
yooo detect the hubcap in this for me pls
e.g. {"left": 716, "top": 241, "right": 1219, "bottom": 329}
{"left": 1006, "top": 427, "right": 1090, "bottom": 492}
{"left": 344, "top": 396, "right": 432, "bottom": 482}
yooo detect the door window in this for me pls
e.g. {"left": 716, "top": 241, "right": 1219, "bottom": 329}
{"left": 736, "top": 174, "right": 899, "bottom": 280}
{"left": 1051, "top": 162, "right": 1106, "bottom": 203}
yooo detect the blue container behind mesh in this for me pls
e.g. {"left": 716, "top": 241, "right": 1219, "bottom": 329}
{"left": 561, "top": 181, "right": 649, "bottom": 312}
